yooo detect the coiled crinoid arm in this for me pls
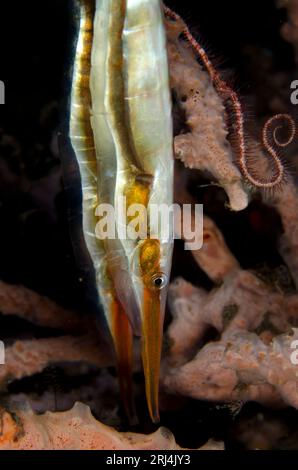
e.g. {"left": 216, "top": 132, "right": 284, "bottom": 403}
{"left": 164, "top": 5, "right": 292, "bottom": 190}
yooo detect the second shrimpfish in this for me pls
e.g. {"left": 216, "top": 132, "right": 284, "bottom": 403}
{"left": 67, "top": 0, "right": 174, "bottom": 423}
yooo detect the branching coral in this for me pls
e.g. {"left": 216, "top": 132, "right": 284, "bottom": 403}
{"left": 0, "top": 281, "right": 113, "bottom": 388}
{"left": 185, "top": 215, "right": 240, "bottom": 283}
{"left": 0, "top": 281, "right": 87, "bottom": 333}
{"left": 274, "top": 182, "right": 298, "bottom": 289}
{"left": 159, "top": 4, "right": 298, "bottom": 416}
{"left": 163, "top": 328, "right": 298, "bottom": 407}
{"left": 165, "top": 13, "right": 249, "bottom": 211}
{"left": 0, "top": 335, "right": 112, "bottom": 387}
{"left": 162, "top": 211, "right": 298, "bottom": 408}
{"left": 165, "top": 7, "right": 292, "bottom": 211}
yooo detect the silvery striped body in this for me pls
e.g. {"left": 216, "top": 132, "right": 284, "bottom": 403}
{"left": 68, "top": 0, "right": 173, "bottom": 422}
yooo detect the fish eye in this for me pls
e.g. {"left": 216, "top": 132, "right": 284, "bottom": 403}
{"left": 151, "top": 273, "right": 168, "bottom": 290}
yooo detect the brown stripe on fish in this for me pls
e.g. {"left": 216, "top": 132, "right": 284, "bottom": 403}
{"left": 106, "top": 0, "right": 147, "bottom": 174}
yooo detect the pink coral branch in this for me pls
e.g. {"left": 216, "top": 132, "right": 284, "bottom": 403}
{"left": 274, "top": 181, "right": 298, "bottom": 288}
{"left": 0, "top": 280, "right": 88, "bottom": 333}
{"left": 0, "top": 335, "right": 112, "bottom": 386}
{"left": 165, "top": 9, "right": 248, "bottom": 211}
{"left": 163, "top": 207, "right": 298, "bottom": 407}
{"left": 190, "top": 215, "right": 240, "bottom": 283}
{"left": 164, "top": 5, "right": 289, "bottom": 189}
{"left": 163, "top": 329, "right": 298, "bottom": 408}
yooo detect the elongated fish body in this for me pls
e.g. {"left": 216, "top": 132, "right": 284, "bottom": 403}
{"left": 69, "top": 0, "right": 113, "bottom": 334}
{"left": 89, "top": 0, "right": 141, "bottom": 337}
{"left": 68, "top": 0, "right": 173, "bottom": 422}
{"left": 69, "top": 0, "right": 135, "bottom": 421}
{"left": 134, "top": 1, "right": 173, "bottom": 420}
{"left": 111, "top": 0, "right": 174, "bottom": 422}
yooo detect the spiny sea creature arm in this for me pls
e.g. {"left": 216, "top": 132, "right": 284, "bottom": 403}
{"left": 164, "top": 5, "right": 293, "bottom": 191}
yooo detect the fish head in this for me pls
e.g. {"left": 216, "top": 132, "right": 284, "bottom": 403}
{"left": 131, "top": 235, "right": 173, "bottom": 422}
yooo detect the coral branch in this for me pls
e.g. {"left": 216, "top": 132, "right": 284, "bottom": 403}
{"left": 165, "top": 269, "right": 297, "bottom": 365}
{"left": 274, "top": 181, "right": 298, "bottom": 288}
{"left": 0, "top": 280, "right": 87, "bottom": 333}
{"left": 164, "top": 9, "right": 248, "bottom": 211}
{"left": 164, "top": 5, "right": 289, "bottom": 190}
{"left": 163, "top": 210, "right": 298, "bottom": 407}
{"left": 163, "top": 329, "right": 298, "bottom": 408}
{"left": 189, "top": 215, "right": 240, "bottom": 283}
{"left": 0, "top": 335, "right": 112, "bottom": 387}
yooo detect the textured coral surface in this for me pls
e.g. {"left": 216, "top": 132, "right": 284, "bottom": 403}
{"left": 0, "top": 402, "right": 223, "bottom": 450}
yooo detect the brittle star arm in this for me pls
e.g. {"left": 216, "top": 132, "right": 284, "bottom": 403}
{"left": 164, "top": 4, "right": 293, "bottom": 190}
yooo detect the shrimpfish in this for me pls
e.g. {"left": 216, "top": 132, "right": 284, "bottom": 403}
{"left": 67, "top": 0, "right": 173, "bottom": 423}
